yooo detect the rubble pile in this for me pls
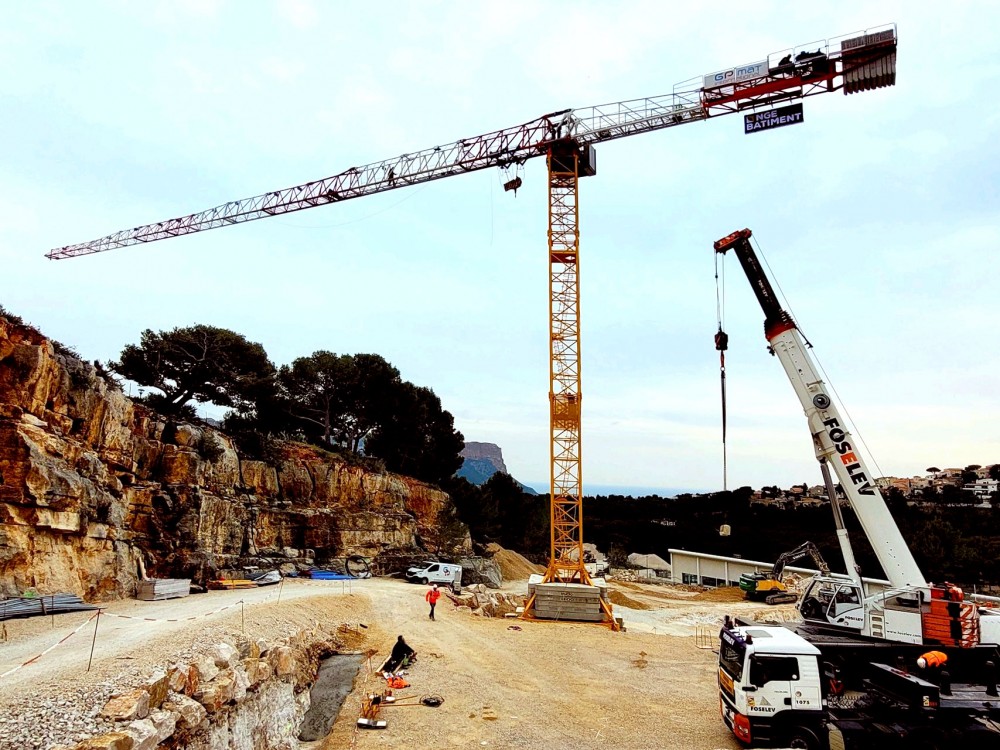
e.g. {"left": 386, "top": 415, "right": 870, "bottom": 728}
{"left": 0, "top": 628, "right": 347, "bottom": 750}
{"left": 612, "top": 569, "right": 671, "bottom": 585}
{"left": 449, "top": 584, "right": 527, "bottom": 618}
{"left": 485, "top": 544, "right": 543, "bottom": 581}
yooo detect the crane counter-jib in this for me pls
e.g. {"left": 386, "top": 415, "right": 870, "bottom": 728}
{"left": 45, "top": 24, "right": 896, "bottom": 260}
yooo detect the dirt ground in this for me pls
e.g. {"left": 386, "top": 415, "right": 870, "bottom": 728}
{"left": 0, "top": 578, "right": 779, "bottom": 750}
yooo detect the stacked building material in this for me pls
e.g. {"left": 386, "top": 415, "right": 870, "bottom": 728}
{"left": 136, "top": 579, "right": 191, "bottom": 601}
{"left": 527, "top": 575, "right": 608, "bottom": 622}
{"left": 923, "top": 585, "right": 979, "bottom": 647}
{"left": 0, "top": 593, "right": 98, "bottom": 621}
{"left": 206, "top": 578, "right": 258, "bottom": 590}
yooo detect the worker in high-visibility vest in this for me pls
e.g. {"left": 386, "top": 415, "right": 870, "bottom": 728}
{"left": 426, "top": 583, "right": 441, "bottom": 620}
{"left": 917, "top": 650, "right": 948, "bottom": 673}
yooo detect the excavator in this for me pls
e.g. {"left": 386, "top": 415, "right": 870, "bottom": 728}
{"left": 739, "top": 541, "right": 830, "bottom": 605}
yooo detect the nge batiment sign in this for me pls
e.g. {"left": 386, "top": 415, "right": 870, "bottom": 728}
{"left": 744, "top": 103, "right": 804, "bottom": 134}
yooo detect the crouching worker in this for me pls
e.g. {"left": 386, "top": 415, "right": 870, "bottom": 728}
{"left": 380, "top": 635, "right": 416, "bottom": 673}
{"left": 917, "top": 650, "right": 948, "bottom": 681}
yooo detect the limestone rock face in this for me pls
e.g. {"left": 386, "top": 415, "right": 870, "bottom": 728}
{"left": 459, "top": 442, "right": 508, "bottom": 473}
{"left": 0, "top": 317, "right": 470, "bottom": 600}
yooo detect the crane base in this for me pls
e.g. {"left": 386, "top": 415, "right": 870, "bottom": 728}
{"left": 525, "top": 577, "right": 609, "bottom": 623}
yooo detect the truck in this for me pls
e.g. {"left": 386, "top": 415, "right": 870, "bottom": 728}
{"left": 719, "top": 621, "right": 1000, "bottom": 749}
{"left": 713, "top": 228, "right": 1000, "bottom": 746}
{"left": 713, "top": 228, "right": 1000, "bottom": 649}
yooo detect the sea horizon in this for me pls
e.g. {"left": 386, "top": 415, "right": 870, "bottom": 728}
{"left": 522, "top": 482, "right": 711, "bottom": 498}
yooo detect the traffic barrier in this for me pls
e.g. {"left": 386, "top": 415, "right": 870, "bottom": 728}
{"left": 102, "top": 600, "right": 245, "bottom": 623}
{"left": 0, "top": 577, "right": 362, "bottom": 679}
{"left": 0, "top": 611, "right": 100, "bottom": 679}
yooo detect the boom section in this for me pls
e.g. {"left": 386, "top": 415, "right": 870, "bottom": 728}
{"left": 46, "top": 25, "right": 896, "bottom": 259}
{"left": 714, "top": 229, "right": 925, "bottom": 590}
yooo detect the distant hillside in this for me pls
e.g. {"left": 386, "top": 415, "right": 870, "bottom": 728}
{"left": 458, "top": 442, "right": 538, "bottom": 495}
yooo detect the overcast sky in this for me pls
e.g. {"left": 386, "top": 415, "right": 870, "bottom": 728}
{"left": 2, "top": 1, "right": 998, "bottom": 493}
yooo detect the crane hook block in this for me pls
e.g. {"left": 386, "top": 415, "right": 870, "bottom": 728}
{"left": 715, "top": 329, "right": 729, "bottom": 352}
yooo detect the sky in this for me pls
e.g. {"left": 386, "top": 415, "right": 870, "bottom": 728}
{"left": 2, "top": 1, "right": 998, "bottom": 494}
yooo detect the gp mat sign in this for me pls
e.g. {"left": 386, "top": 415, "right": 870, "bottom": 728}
{"left": 703, "top": 60, "right": 767, "bottom": 90}
{"left": 744, "top": 103, "right": 803, "bottom": 134}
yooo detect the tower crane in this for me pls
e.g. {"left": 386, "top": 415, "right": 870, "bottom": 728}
{"left": 46, "top": 27, "right": 898, "bottom": 627}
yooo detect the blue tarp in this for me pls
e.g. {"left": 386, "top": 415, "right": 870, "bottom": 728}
{"left": 306, "top": 570, "right": 354, "bottom": 580}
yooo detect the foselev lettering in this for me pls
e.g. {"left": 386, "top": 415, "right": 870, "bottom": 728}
{"left": 822, "top": 417, "right": 875, "bottom": 495}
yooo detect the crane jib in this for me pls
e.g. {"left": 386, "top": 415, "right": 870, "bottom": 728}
{"left": 44, "top": 25, "right": 897, "bottom": 260}
{"left": 823, "top": 417, "right": 875, "bottom": 495}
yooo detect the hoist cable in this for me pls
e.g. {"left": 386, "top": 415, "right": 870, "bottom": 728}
{"left": 714, "top": 251, "right": 728, "bottom": 492}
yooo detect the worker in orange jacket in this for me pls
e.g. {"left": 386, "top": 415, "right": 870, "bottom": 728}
{"left": 426, "top": 583, "right": 441, "bottom": 620}
{"left": 917, "top": 650, "right": 948, "bottom": 679}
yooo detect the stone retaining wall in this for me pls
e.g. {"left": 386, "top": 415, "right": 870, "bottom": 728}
{"left": 66, "top": 628, "right": 350, "bottom": 750}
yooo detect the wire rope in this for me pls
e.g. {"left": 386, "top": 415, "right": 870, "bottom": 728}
{"left": 749, "top": 235, "right": 887, "bottom": 486}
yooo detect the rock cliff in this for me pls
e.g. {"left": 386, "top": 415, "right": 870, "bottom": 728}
{"left": 0, "top": 316, "right": 469, "bottom": 601}
{"left": 460, "top": 442, "right": 508, "bottom": 474}
{"left": 458, "top": 441, "right": 538, "bottom": 495}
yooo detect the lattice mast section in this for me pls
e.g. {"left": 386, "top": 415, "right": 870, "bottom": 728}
{"left": 543, "top": 146, "right": 591, "bottom": 586}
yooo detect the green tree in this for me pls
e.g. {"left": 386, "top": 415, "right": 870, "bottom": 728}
{"left": 940, "top": 484, "right": 974, "bottom": 506}
{"left": 491, "top": 472, "right": 548, "bottom": 555}
{"left": 883, "top": 486, "right": 908, "bottom": 515}
{"left": 279, "top": 351, "right": 356, "bottom": 445}
{"left": 277, "top": 352, "right": 402, "bottom": 451}
{"left": 343, "top": 354, "right": 403, "bottom": 452}
{"left": 111, "top": 325, "right": 274, "bottom": 415}
{"left": 989, "top": 464, "right": 1000, "bottom": 481}
{"left": 364, "top": 383, "right": 464, "bottom": 485}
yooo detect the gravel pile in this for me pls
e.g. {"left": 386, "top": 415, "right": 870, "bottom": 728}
{"left": 0, "top": 678, "right": 129, "bottom": 750}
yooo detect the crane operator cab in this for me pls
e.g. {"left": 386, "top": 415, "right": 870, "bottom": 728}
{"left": 798, "top": 579, "right": 864, "bottom": 631}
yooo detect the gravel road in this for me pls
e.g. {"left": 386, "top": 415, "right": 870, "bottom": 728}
{"left": 0, "top": 578, "right": 742, "bottom": 750}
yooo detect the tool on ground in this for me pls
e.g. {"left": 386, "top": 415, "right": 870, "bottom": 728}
{"left": 381, "top": 694, "right": 445, "bottom": 708}
{"left": 357, "top": 693, "right": 387, "bottom": 729}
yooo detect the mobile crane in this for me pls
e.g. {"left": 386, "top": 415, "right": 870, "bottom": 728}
{"left": 714, "top": 228, "right": 1000, "bottom": 648}
{"left": 44, "top": 28, "right": 899, "bottom": 626}
{"left": 714, "top": 229, "right": 1000, "bottom": 748}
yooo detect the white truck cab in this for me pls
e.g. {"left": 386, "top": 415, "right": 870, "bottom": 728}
{"left": 719, "top": 625, "right": 824, "bottom": 748}
{"left": 405, "top": 561, "right": 462, "bottom": 591}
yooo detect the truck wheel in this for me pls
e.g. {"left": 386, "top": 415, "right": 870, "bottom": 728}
{"left": 420, "top": 577, "right": 428, "bottom": 585}
{"left": 783, "top": 726, "right": 819, "bottom": 750}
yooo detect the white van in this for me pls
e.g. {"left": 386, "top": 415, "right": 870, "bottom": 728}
{"left": 405, "top": 561, "right": 462, "bottom": 591}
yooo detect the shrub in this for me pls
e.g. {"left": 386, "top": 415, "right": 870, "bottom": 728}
{"left": 196, "top": 431, "right": 226, "bottom": 463}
